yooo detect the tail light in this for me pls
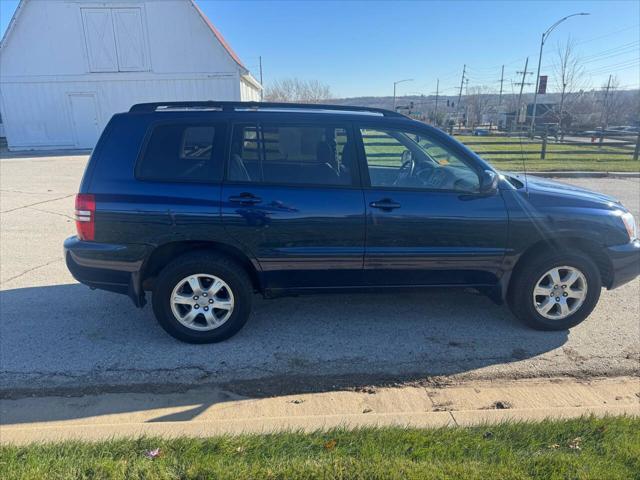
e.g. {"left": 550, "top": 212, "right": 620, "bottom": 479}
{"left": 75, "top": 194, "right": 95, "bottom": 241}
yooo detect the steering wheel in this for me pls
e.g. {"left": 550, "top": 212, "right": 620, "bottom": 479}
{"left": 393, "top": 150, "right": 415, "bottom": 186}
{"left": 415, "top": 163, "right": 453, "bottom": 189}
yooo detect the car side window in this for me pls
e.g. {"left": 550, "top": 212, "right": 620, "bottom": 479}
{"left": 360, "top": 128, "right": 480, "bottom": 192}
{"left": 136, "top": 123, "right": 223, "bottom": 182}
{"left": 228, "top": 124, "right": 353, "bottom": 186}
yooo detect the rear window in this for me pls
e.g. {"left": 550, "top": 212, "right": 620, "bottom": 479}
{"left": 228, "top": 124, "right": 354, "bottom": 186}
{"left": 136, "top": 123, "right": 224, "bottom": 182}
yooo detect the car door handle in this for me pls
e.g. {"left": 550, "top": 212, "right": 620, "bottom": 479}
{"left": 369, "top": 199, "right": 401, "bottom": 211}
{"left": 229, "top": 193, "right": 262, "bottom": 205}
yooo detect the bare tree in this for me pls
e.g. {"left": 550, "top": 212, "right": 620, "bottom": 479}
{"left": 553, "top": 39, "right": 585, "bottom": 140}
{"left": 598, "top": 76, "right": 638, "bottom": 127}
{"left": 465, "top": 86, "right": 492, "bottom": 127}
{"left": 264, "top": 78, "right": 333, "bottom": 103}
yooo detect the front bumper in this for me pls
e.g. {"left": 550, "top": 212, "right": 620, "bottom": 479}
{"left": 605, "top": 239, "right": 640, "bottom": 289}
{"left": 64, "top": 236, "right": 149, "bottom": 307}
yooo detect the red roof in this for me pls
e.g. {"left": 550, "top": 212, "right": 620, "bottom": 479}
{"left": 190, "top": 0, "right": 246, "bottom": 69}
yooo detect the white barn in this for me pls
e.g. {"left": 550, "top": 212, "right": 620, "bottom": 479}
{"left": 0, "top": 0, "right": 261, "bottom": 151}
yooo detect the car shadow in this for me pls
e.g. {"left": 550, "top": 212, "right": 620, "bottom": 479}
{"left": 0, "top": 282, "right": 569, "bottom": 425}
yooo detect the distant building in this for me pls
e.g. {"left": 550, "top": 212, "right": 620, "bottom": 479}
{"left": 502, "top": 103, "right": 564, "bottom": 131}
{"left": 0, "top": 0, "right": 261, "bottom": 150}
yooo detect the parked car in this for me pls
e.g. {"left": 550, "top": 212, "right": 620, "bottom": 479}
{"left": 580, "top": 126, "right": 633, "bottom": 136}
{"left": 65, "top": 102, "right": 640, "bottom": 343}
{"left": 607, "top": 126, "right": 639, "bottom": 136}
{"left": 473, "top": 128, "right": 490, "bottom": 136}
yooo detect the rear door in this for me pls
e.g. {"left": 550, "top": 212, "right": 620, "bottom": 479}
{"left": 357, "top": 125, "right": 508, "bottom": 286}
{"left": 221, "top": 120, "right": 366, "bottom": 289}
{"left": 90, "top": 116, "right": 229, "bottom": 249}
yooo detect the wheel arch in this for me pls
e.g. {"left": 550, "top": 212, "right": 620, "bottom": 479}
{"left": 508, "top": 236, "right": 613, "bottom": 300}
{"left": 141, "top": 241, "right": 263, "bottom": 293}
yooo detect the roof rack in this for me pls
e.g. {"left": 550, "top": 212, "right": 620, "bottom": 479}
{"left": 129, "top": 101, "right": 405, "bottom": 117}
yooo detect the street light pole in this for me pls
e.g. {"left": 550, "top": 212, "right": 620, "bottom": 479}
{"left": 393, "top": 79, "right": 413, "bottom": 110}
{"left": 529, "top": 12, "right": 589, "bottom": 137}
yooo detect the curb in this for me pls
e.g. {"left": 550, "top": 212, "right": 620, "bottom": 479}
{"left": 2, "top": 376, "right": 638, "bottom": 444}
{"left": 2, "top": 405, "right": 637, "bottom": 445}
{"left": 527, "top": 171, "right": 640, "bottom": 178}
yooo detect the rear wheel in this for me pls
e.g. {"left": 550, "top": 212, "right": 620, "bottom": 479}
{"left": 508, "top": 252, "right": 601, "bottom": 330}
{"left": 152, "top": 252, "right": 252, "bottom": 343}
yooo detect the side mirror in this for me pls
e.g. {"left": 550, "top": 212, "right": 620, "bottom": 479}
{"left": 479, "top": 170, "right": 499, "bottom": 193}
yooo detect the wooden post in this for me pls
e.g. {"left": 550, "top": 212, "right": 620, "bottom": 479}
{"left": 633, "top": 131, "right": 640, "bottom": 161}
{"left": 541, "top": 127, "right": 548, "bottom": 160}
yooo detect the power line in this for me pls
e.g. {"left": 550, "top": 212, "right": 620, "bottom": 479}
{"left": 574, "top": 24, "right": 639, "bottom": 46}
{"left": 581, "top": 49, "right": 639, "bottom": 66}
{"left": 580, "top": 40, "right": 639, "bottom": 60}
{"left": 540, "top": 40, "right": 640, "bottom": 70}
{"left": 584, "top": 58, "right": 640, "bottom": 75}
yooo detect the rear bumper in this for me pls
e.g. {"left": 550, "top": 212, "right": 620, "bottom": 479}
{"left": 64, "top": 236, "right": 149, "bottom": 307}
{"left": 605, "top": 239, "right": 640, "bottom": 290}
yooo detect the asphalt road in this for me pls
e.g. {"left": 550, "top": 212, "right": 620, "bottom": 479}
{"left": 1, "top": 155, "right": 639, "bottom": 396}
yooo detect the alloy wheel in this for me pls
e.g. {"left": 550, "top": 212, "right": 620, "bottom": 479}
{"left": 170, "top": 274, "right": 235, "bottom": 331}
{"left": 532, "top": 266, "right": 587, "bottom": 320}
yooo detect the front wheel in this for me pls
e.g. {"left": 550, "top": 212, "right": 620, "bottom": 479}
{"left": 152, "top": 252, "right": 252, "bottom": 343}
{"left": 508, "top": 252, "right": 601, "bottom": 330}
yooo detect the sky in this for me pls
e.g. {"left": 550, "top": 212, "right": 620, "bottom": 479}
{"left": 1, "top": 0, "right": 638, "bottom": 98}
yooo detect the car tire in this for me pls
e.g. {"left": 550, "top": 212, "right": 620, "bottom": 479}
{"left": 152, "top": 251, "right": 252, "bottom": 343}
{"left": 508, "top": 252, "right": 601, "bottom": 331}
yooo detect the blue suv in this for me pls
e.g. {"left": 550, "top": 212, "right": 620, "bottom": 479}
{"left": 64, "top": 102, "right": 640, "bottom": 343}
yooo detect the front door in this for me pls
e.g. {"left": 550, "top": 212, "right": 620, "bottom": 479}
{"left": 221, "top": 122, "right": 365, "bottom": 289}
{"left": 68, "top": 94, "right": 100, "bottom": 148}
{"left": 358, "top": 126, "right": 508, "bottom": 286}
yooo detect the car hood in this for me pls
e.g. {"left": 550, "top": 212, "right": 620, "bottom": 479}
{"left": 505, "top": 173, "right": 622, "bottom": 208}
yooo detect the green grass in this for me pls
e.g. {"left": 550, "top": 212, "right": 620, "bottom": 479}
{"left": 360, "top": 132, "right": 639, "bottom": 172}
{"left": 455, "top": 135, "right": 639, "bottom": 172}
{"left": 2, "top": 416, "right": 639, "bottom": 479}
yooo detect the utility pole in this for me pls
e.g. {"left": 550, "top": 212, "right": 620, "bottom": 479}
{"left": 598, "top": 74, "right": 612, "bottom": 145}
{"left": 434, "top": 78, "right": 440, "bottom": 125}
{"left": 498, "top": 65, "right": 504, "bottom": 106}
{"left": 456, "top": 64, "right": 466, "bottom": 111}
{"left": 464, "top": 78, "right": 470, "bottom": 127}
{"left": 513, "top": 57, "right": 532, "bottom": 134}
{"left": 456, "top": 64, "right": 466, "bottom": 129}
{"left": 258, "top": 56, "right": 264, "bottom": 101}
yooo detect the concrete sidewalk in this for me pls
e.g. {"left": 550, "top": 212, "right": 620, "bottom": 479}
{"left": 2, "top": 377, "right": 638, "bottom": 445}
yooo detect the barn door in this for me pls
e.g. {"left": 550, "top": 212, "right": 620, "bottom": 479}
{"left": 81, "top": 9, "right": 118, "bottom": 72}
{"left": 81, "top": 8, "right": 148, "bottom": 72}
{"left": 69, "top": 94, "right": 99, "bottom": 149}
{"left": 112, "top": 9, "right": 148, "bottom": 71}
